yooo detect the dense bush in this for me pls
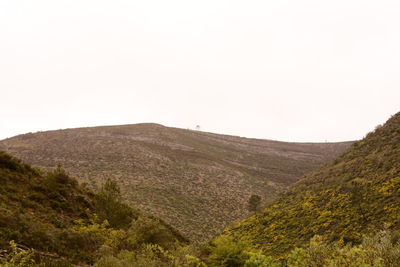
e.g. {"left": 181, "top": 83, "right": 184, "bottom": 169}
{"left": 206, "top": 236, "right": 253, "bottom": 267}
{"left": 94, "top": 178, "right": 135, "bottom": 229}
{"left": 94, "top": 243, "right": 205, "bottom": 267}
{"left": 128, "top": 216, "right": 179, "bottom": 249}
{"left": 284, "top": 230, "right": 400, "bottom": 266}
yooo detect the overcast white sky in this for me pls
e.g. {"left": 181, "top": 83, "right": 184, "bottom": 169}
{"left": 1, "top": 0, "right": 399, "bottom": 142}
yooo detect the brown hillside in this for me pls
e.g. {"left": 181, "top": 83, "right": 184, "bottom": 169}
{"left": 0, "top": 124, "right": 352, "bottom": 241}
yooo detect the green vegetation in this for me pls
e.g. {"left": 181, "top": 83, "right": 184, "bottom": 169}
{"left": 2, "top": 112, "right": 399, "bottom": 266}
{"left": 94, "top": 178, "right": 135, "bottom": 229}
{"left": 247, "top": 195, "right": 262, "bottom": 213}
{"left": 204, "top": 229, "right": 400, "bottom": 267}
{"left": 0, "top": 151, "right": 188, "bottom": 266}
{"left": 219, "top": 112, "right": 400, "bottom": 259}
{"left": 0, "top": 123, "right": 352, "bottom": 241}
{"left": 2, "top": 223, "right": 399, "bottom": 266}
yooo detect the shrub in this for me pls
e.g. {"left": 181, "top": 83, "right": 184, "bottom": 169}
{"left": 244, "top": 252, "right": 281, "bottom": 267}
{"left": 361, "top": 230, "right": 400, "bottom": 267}
{"left": 207, "top": 235, "right": 250, "bottom": 267}
{"left": 94, "top": 178, "right": 134, "bottom": 229}
{"left": 0, "top": 241, "right": 35, "bottom": 267}
{"left": 286, "top": 247, "right": 308, "bottom": 267}
{"left": 285, "top": 230, "right": 400, "bottom": 267}
{"left": 128, "top": 217, "right": 177, "bottom": 249}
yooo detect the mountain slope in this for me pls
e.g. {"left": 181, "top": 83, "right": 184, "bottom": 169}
{"left": 0, "top": 124, "right": 352, "bottom": 241}
{"left": 224, "top": 112, "right": 400, "bottom": 257}
{"left": 0, "top": 151, "right": 97, "bottom": 260}
{"left": 0, "top": 151, "right": 187, "bottom": 265}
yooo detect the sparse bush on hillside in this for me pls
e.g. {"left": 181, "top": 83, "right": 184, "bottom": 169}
{"left": 0, "top": 151, "right": 31, "bottom": 173}
{"left": 48, "top": 165, "right": 76, "bottom": 185}
{"left": 247, "top": 195, "right": 262, "bottom": 213}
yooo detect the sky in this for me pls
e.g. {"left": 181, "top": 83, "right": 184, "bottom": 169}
{"left": 1, "top": 0, "right": 400, "bottom": 142}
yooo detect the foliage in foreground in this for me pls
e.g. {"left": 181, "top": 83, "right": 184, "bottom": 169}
{"left": 204, "top": 229, "right": 400, "bottom": 267}
{"left": 94, "top": 244, "right": 205, "bottom": 267}
{"left": 2, "top": 217, "right": 399, "bottom": 266}
{"left": 93, "top": 229, "right": 400, "bottom": 267}
{"left": 0, "top": 151, "right": 187, "bottom": 266}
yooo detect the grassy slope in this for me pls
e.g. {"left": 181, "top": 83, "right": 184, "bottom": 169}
{"left": 0, "top": 151, "right": 187, "bottom": 264}
{"left": 224, "top": 112, "right": 400, "bottom": 258}
{"left": 0, "top": 151, "right": 100, "bottom": 263}
{"left": 0, "top": 124, "right": 352, "bottom": 241}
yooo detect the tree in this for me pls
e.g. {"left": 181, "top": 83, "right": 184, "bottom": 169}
{"left": 94, "top": 178, "right": 135, "bottom": 229}
{"left": 247, "top": 195, "right": 262, "bottom": 213}
{"left": 208, "top": 235, "right": 250, "bottom": 267}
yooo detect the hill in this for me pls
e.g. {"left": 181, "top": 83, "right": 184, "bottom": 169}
{"left": 0, "top": 151, "right": 187, "bottom": 265}
{"left": 0, "top": 124, "right": 352, "bottom": 241}
{"left": 222, "top": 112, "right": 400, "bottom": 258}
